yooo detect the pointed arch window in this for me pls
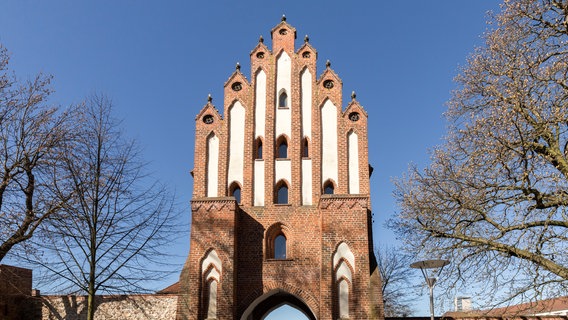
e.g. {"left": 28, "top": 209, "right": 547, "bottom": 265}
{"left": 274, "top": 234, "right": 287, "bottom": 259}
{"left": 229, "top": 183, "right": 241, "bottom": 204}
{"left": 255, "top": 138, "right": 263, "bottom": 160}
{"left": 302, "top": 137, "right": 309, "bottom": 158}
{"left": 276, "top": 136, "right": 288, "bottom": 159}
{"left": 279, "top": 91, "right": 288, "bottom": 109}
{"left": 323, "top": 180, "right": 335, "bottom": 195}
{"left": 266, "top": 223, "right": 290, "bottom": 260}
{"left": 275, "top": 180, "right": 289, "bottom": 204}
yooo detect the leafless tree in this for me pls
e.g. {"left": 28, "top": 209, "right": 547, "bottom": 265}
{"left": 0, "top": 44, "right": 72, "bottom": 262}
{"left": 377, "top": 244, "right": 417, "bottom": 317}
{"left": 33, "top": 93, "right": 179, "bottom": 320}
{"left": 392, "top": 0, "right": 568, "bottom": 308}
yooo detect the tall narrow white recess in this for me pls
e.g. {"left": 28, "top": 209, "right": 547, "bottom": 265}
{"left": 275, "top": 52, "right": 292, "bottom": 139}
{"left": 348, "top": 131, "right": 359, "bottom": 194}
{"left": 321, "top": 99, "right": 338, "bottom": 187}
{"left": 301, "top": 69, "right": 313, "bottom": 205}
{"left": 227, "top": 101, "right": 245, "bottom": 187}
{"left": 275, "top": 52, "right": 292, "bottom": 185}
{"left": 255, "top": 70, "right": 266, "bottom": 138}
{"left": 206, "top": 133, "right": 219, "bottom": 197}
{"left": 254, "top": 70, "right": 266, "bottom": 206}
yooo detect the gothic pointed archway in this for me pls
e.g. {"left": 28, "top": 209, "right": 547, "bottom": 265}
{"left": 240, "top": 289, "right": 317, "bottom": 320}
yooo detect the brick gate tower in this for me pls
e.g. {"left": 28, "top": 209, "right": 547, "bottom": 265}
{"left": 177, "top": 17, "right": 384, "bottom": 320}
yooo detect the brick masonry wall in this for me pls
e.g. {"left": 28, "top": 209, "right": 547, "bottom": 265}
{"left": 41, "top": 294, "right": 178, "bottom": 320}
{"left": 0, "top": 264, "right": 36, "bottom": 320}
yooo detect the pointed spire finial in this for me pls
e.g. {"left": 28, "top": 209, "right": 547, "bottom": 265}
{"left": 236, "top": 62, "right": 241, "bottom": 71}
{"left": 207, "top": 94, "right": 212, "bottom": 103}
{"left": 326, "top": 60, "right": 331, "bottom": 68}
{"left": 304, "top": 35, "right": 309, "bottom": 43}
{"left": 259, "top": 35, "right": 264, "bottom": 43}
{"left": 281, "top": 14, "right": 286, "bottom": 22}
{"left": 351, "top": 91, "right": 357, "bottom": 100}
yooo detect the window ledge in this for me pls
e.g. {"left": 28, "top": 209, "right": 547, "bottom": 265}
{"left": 275, "top": 158, "right": 290, "bottom": 161}
{"left": 266, "top": 258, "right": 294, "bottom": 262}
{"left": 273, "top": 203, "right": 291, "bottom": 207}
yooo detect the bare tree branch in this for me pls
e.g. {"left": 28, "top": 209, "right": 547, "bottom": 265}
{"left": 30, "top": 93, "right": 181, "bottom": 320}
{"left": 0, "top": 44, "right": 72, "bottom": 261}
{"left": 392, "top": 0, "right": 568, "bottom": 308}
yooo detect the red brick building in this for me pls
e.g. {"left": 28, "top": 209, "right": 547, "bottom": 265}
{"left": 177, "top": 17, "right": 383, "bottom": 320}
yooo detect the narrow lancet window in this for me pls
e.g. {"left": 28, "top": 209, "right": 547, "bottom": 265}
{"left": 276, "top": 136, "right": 288, "bottom": 159}
{"left": 274, "top": 234, "right": 286, "bottom": 259}
{"left": 279, "top": 91, "right": 288, "bottom": 108}
{"left": 229, "top": 182, "right": 241, "bottom": 204}
{"left": 256, "top": 138, "right": 263, "bottom": 160}
{"left": 302, "top": 137, "right": 309, "bottom": 158}
{"left": 323, "top": 180, "right": 334, "bottom": 195}
{"left": 276, "top": 181, "right": 288, "bottom": 204}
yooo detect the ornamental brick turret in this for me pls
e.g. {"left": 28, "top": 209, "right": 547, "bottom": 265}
{"left": 177, "top": 17, "right": 384, "bottom": 320}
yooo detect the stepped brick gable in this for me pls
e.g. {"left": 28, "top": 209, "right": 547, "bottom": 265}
{"left": 177, "top": 17, "right": 384, "bottom": 320}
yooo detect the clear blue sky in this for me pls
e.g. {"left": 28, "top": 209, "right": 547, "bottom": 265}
{"left": 0, "top": 1, "right": 502, "bottom": 317}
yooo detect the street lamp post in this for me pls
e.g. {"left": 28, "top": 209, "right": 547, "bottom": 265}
{"left": 410, "top": 259, "right": 450, "bottom": 320}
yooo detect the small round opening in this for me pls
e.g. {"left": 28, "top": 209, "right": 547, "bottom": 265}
{"left": 348, "top": 112, "right": 360, "bottom": 122}
{"left": 323, "top": 79, "right": 334, "bottom": 89}
{"left": 231, "top": 82, "right": 242, "bottom": 91}
{"left": 203, "top": 115, "right": 214, "bottom": 124}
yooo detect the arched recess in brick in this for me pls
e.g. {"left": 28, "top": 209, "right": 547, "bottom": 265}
{"left": 201, "top": 249, "right": 222, "bottom": 319}
{"left": 274, "top": 179, "right": 290, "bottom": 205}
{"left": 347, "top": 129, "right": 360, "bottom": 194}
{"left": 265, "top": 222, "right": 290, "bottom": 259}
{"left": 229, "top": 181, "right": 242, "bottom": 204}
{"left": 322, "top": 178, "right": 336, "bottom": 195}
{"left": 255, "top": 137, "right": 264, "bottom": 160}
{"left": 333, "top": 242, "right": 355, "bottom": 319}
{"left": 206, "top": 132, "right": 219, "bottom": 197}
{"left": 302, "top": 136, "right": 310, "bottom": 158}
{"left": 228, "top": 100, "right": 245, "bottom": 190}
{"left": 239, "top": 289, "right": 317, "bottom": 320}
{"left": 320, "top": 99, "right": 338, "bottom": 189}
{"left": 275, "top": 134, "right": 289, "bottom": 159}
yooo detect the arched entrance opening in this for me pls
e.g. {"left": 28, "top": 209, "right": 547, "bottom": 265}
{"left": 240, "top": 289, "right": 317, "bottom": 320}
{"left": 265, "top": 304, "right": 310, "bottom": 319}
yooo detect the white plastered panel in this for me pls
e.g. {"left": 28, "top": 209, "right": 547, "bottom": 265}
{"left": 333, "top": 242, "right": 356, "bottom": 271}
{"left": 302, "top": 159, "right": 312, "bottom": 205}
{"left": 275, "top": 52, "right": 291, "bottom": 139}
{"left": 301, "top": 69, "right": 312, "bottom": 139}
{"left": 255, "top": 70, "right": 266, "bottom": 138}
{"left": 202, "top": 249, "right": 222, "bottom": 275}
{"left": 207, "top": 280, "right": 218, "bottom": 319}
{"left": 348, "top": 131, "right": 360, "bottom": 194}
{"left": 254, "top": 160, "right": 265, "bottom": 206}
{"left": 275, "top": 159, "right": 291, "bottom": 186}
{"left": 339, "top": 279, "right": 350, "bottom": 318}
{"left": 335, "top": 260, "right": 353, "bottom": 282}
{"left": 227, "top": 101, "right": 245, "bottom": 187}
{"left": 321, "top": 100, "right": 338, "bottom": 187}
{"left": 206, "top": 134, "right": 219, "bottom": 197}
